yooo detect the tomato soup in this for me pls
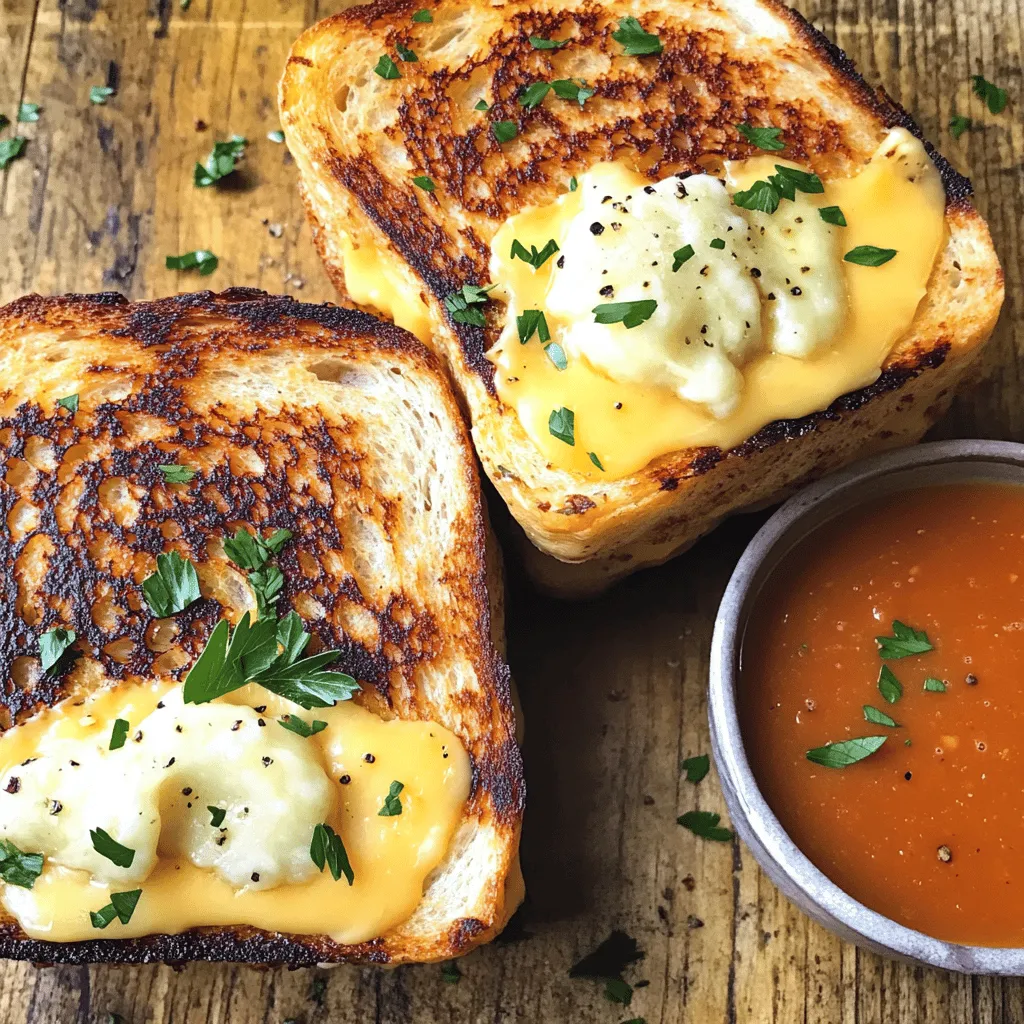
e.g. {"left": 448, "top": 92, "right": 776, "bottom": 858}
{"left": 740, "top": 482, "right": 1024, "bottom": 947}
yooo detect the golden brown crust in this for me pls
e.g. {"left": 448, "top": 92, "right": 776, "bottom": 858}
{"left": 0, "top": 289, "right": 523, "bottom": 963}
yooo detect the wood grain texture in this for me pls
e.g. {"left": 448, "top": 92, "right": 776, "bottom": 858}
{"left": 0, "top": 0, "right": 1021, "bottom": 1020}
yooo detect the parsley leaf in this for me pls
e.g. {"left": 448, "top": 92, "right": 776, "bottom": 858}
{"left": 732, "top": 179, "right": 780, "bottom": 214}
{"left": 770, "top": 163, "right": 824, "bottom": 195}
{"left": 90, "top": 828, "right": 135, "bottom": 869}
{"left": 863, "top": 705, "right": 899, "bottom": 728}
{"left": 89, "top": 86, "right": 115, "bottom": 105}
{"left": 17, "top": 102, "right": 39, "bottom": 123}
{"left": 223, "top": 527, "right": 292, "bottom": 570}
{"left": 310, "top": 823, "right": 354, "bottom": 884}
{"left": 923, "top": 677, "right": 947, "bottom": 693}
{"left": 249, "top": 564, "right": 284, "bottom": 619}
{"left": 142, "top": 551, "right": 201, "bottom": 617}
{"left": 819, "top": 205, "right": 847, "bottom": 226}
{"left": 194, "top": 135, "right": 247, "bottom": 187}
{"left": 806, "top": 735, "right": 887, "bottom": 768}
{"left": 510, "top": 237, "right": 559, "bottom": 268}
{"left": 516, "top": 308, "right": 551, "bottom": 345}
{"left": 474, "top": 99, "right": 490, "bottom": 111}
{"left": 208, "top": 805, "right": 226, "bottom": 827}
{"left": 374, "top": 55, "right": 401, "bottom": 80}
{"left": 604, "top": 978, "right": 633, "bottom": 1005}
{"left": 569, "top": 930, "right": 645, "bottom": 1003}
{"left": 551, "top": 79, "right": 595, "bottom": 107}
{"left": 548, "top": 407, "right": 575, "bottom": 446}
{"left": 949, "top": 114, "right": 973, "bottom": 140}
{"left": 681, "top": 753, "right": 710, "bottom": 783}
{"left": 158, "top": 464, "right": 196, "bottom": 484}
{"left": 0, "top": 136, "right": 27, "bottom": 170}
{"left": 279, "top": 714, "right": 327, "bottom": 738}
{"left": 412, "top": 175, "right": 435, "bottom": 191}
{"left": 493, "top": 120, "right": 518, "bottom": 143}
{"left": 0, "top": 841, "right": 43, "bottom": 888}
{"left": 529, "top": 35, "right": 567, "bottom": 49}
{"left": 378, "top": 780, "right": 404, "bottom": 816}
{"left": 519, "top": 82, "right": 551, "bottom": 109}
{"left": 39, "top": 627, "right": 76, "bottom": 675}
{"left": 109, "top": 718, "right": 129, "bottom": 750}
{"left": 588, "top": 451, "right": 604, "bottom": 471}
{"left": 56, "top": 394, "right": 79, "bottom": 414}
{"left": 876, "top": 620, "right": 933, "bottom": 658}
{"left": 443, "top": 283, "right": 494, "bottom": 327}
{"left": 878, "top": 665, "right": 903, "bottom": 703}
{"left": 545, "top": 342, "right": 567, "bottom": 370}
{"left": 441, "top": 961, "right": 461, "bottom": 984}
{"left": 736, "top": 123, "right": 784, "bottom": 151}
{"left": 672, "top": 244, "right": 695, "bottom": 271}
{"left": 165, "top": 250, "right": 218, "bottom": 275}
{"left": 592, "top": 299, "right": 657, "bottom": 329}
{"left": 844, "top": 245, "right": 897, "bottom": 267}
{"left": 709, "top": 237, "right": 726, "bottom": 250}
{"left": 90, "top": 888, "right": 141, "bottom": 929}
{"left": 412, "top": 8, "right": 432, "bottom": 22}
{"left": 611, "top": 16, "right": 662, "bottom": 56}
{"left": 677, "top": 810, "right": 733, "bottom": 842}
{"left": 396, "top": 43, "right": 417, "bottom": 62}
{"left": 569, "top": 175, "right": 578, "bottom": 191}
{"left": 972, "top": 74, "right": 1008, "bottom": 115}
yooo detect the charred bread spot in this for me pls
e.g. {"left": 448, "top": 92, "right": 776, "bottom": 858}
{"left": 555, "top": 494, "right": 597, "bottom": 515}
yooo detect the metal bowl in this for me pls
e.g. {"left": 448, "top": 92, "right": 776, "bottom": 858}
{"left": 709, "top": 439, "right": 1024, "bottom": 974}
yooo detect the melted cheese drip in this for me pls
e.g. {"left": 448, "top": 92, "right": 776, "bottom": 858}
{"left": 0, "top": 681, "right": 470, "bottom": 943}
{"left": 486, "top": 128, "right": 946, "bottom": 479}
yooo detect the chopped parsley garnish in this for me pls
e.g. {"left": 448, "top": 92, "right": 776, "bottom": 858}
{"left": 109, "top": 718, "right": 130, "bottom": 751}
{"left": 39, "top": 627, "right": 76, "bottom": 675}
{"left": 819, "top": 205, "right": 847, "bottom": 226}
{"left": 972, "top": 74, "right": 1008, "bottom": 115}
{"left": 862, "top": 705, "right": 899, "bottom": 728}
{"left": 443, "top": 283, "right": 494, "bottom": 327}
{"left": 672, "top": 244, "right": 695, "bottom": 270}
{"left": 877, "top": 664, "right": 903, "bottom": 704}
{"left": 588, "top": 452, "right": 605, "bottom": 471}
{"left": 0, "top": 136, "right": 27, "bottom": 170}
{"left": 770, "top": 163, "right": 824, "bottom": 196}
{"left": 569, "top": 929, "right": 645, "bottom": 1004}
{"left": 611, "top": 16, "right": 662, "bottom": 56}
{"left": 90, "top": 889, "right": 141, "bottom": 929}
{"left": 374, "top": 55, "right": 401, "bottom": 80}
{"left": 548, "top": 407, "right": 575, "bottom": 446}
{"left": 165, "top": 250, "right": 218, "bottom": 275}
{"left": 223, "top": 526, "right": 292, "bottom": 570}
{"left": 90, "top": 828, "right": 136, "bottom": 869}
{"left": 0, "top": 841, "right": 43, "bottom": 888}
{"left": 923, "top": 677, "right": 947, "bottom": 693}
{"left": 516, "top": 308, "right": 550, "bottom": 345}
{"left": 492, "top": 120, "right": 518, "bottom": 143}
{"left": 732, "top": 179, "right": 780, "bottom": 214}
{"left": 441, "top": 961, "right": 462, "bottom": 984}
{"left": 267, "top": 129, "right": 285, "bottom": 143}
{"left": 474, "top": 99, "right": 490, "bottom": 111}
{"left": 592, "top": 299, "right": 657, "bottom": 329}
{"left": 545, "top": 342, "right": 567, "bottom": 371}
{"left": 208, "top": 806, "right": 226, "bottom": 827}
{"left": 310, "top": 823, "right": 354, "bottom": 884}
{"left": 529, "top": 35, "right": 567, "bottom": 49}
{"left": 677, "top": 810, "right": 733, "bottom": 842}
{"left": 412, "top": 8, "right": 432, "bottom": 22}
{"left": 89, "top": 86, "right": 115, "bottom": 106}
{"left": 551, "top": 79, "right": 595, "bottom": 107}
{"left": 844, "top": 245, "right": 897, "bottom": 267}
{"left": 249, "top": 564, "right": 284, "bottom": 619}
{"left": 279, "top": 714, "right": 328, "bottom": 738}
{"left": 183, "top": 610, "right": 360, "bottom": 709}
{"left": 709, "top": 237, "right": 725, "bottom": 250}
{"left": 193, "top": 135, "right": 247, "bottom": 187}
{"left": 510, "top": 237, "right": 559, "bottom": 268}
{"left": 378, "top": 780, "right": 405, "bottom": 817}
{"left": 736, "top": 123, "right": 785, "bottom": 151}
{"left": 519, "top": 82, "right": 551, "bottom": 109}
{"left": 876, "top": 620, "right": 933, "bottom": 658}
{"left": 949, "top": 115, "right": 973, "bottom": 140}
{"left": 56, "top": 393, "right": 79, "bottom": 413}
{"left": 17, "top": 103, "right": 39, "bottom": 123}
{"left": 158, "top": 463, "right": 196, "bottom": 484}
{"left": 603, "top": 979, "right": 633, "bottom": 1005}
{"left": 806, "top": 736, "right": 887, "bottom": 768}
{"left": 142, "top": 551, "right": 201, "bottom": 617}
{"left": 396, "top": 43, "right": 417, "bottom": 62}
{"left": 681, "top": 753, "right": 710, "bottom": 783}
{"left": 569, "top": 176, "right": 578, "bottom": 192}
{"left": 412, "top": 175, "right": 435, "bottom": 192}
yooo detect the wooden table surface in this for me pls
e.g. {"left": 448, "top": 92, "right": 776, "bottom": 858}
{"left": 0, "top": 0, "right": 1021, "bottom": 1021}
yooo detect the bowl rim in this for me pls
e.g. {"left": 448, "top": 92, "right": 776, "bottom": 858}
{"left": 710, "top": 438, "right": 1024, "bottom": 974}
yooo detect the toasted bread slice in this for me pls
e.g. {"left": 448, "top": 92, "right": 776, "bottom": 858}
{"left": 0, "top": 288, "right": 523, "bottom": 964}
{"left": 280, "top": 0, "right": 1003, "bottom": 596}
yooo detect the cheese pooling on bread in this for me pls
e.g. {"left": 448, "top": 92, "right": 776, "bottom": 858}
{"left": 487, "top": 127, "right": 946, "bottom": 479}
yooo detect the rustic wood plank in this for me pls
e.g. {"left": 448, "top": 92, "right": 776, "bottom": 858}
{"left": 0, "top": 0, "right": 1021, "bottom": 1020}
